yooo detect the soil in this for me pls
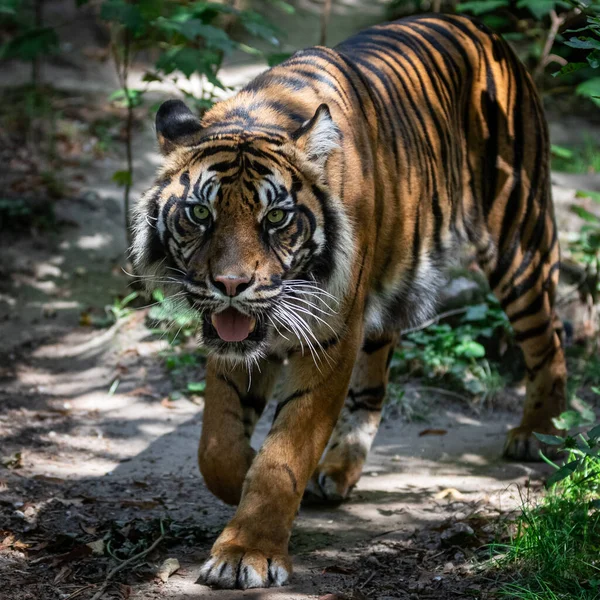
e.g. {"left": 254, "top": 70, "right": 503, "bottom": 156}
{"left": 2, "top": 3, "right": 600, "bottom": 599}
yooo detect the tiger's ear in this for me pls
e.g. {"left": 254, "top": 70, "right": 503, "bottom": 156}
{"left": 155, "top": 99, "right": 203, "bottom": 155}
{"left": 292, "top": 104, "right": 340, "bottom": 167}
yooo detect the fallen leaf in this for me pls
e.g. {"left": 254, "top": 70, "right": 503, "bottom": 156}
{"left": 86, "top": 539, "right": 104, "bottom": 556}
{"left": 2, "top": 452, "right": 22, "bottom": 469}
{"left": 79, "top": 312, "right": 93, "bottom": 327}
{"left": 32, "top": 475, "right": 66, "bottom": 484}
{"left": 377, "top": 508, "right": 405, "bottom": 516}
{"left": 161, "top": 398, "right": 177, "bottom": 409}
{"left": 418, "top": 428, "right": 448, "bottom": 437}
{"left": 51, "top": 544, "right": 93, "bottom": 566}
{"left": 156, "top": 557, "right": 180, "bottom": 583}
{"left": 322, "top": 564, "right": 354, "bottom": 575}
{"left": 54, "top": 565, "right": 72, "bottom": 584}
{"left": 127, "top": 386, "right": 158, "bottom": 398}
{"left": 80, "top": 524, "right": 97, "bottom": 535}
{"left": 435, "top": 488, "right": 465, "bottom": 501}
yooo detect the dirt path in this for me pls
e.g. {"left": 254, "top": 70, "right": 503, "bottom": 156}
{"left": 1, "top": 309, "right": 552, "bottom": 600}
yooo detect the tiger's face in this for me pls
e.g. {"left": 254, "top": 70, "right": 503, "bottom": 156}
{"left": 131, "top": 100, "right": 350, "bottom": 362}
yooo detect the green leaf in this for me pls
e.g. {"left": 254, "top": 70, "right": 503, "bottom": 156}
{"left": 553, "top": 410, "right": 586, "bottom": 430}
{"left": 100, "top": 0, "right": 144, "bottom": 33}
{"left": 588, "top": 49, "right": 600, "bottom": 69}
{"left": 551, "top": 144, "right": 573, "bottom": 159}
{"left": 112, "top": 170, "right": 132, "bottom": 187}
{"left": 588, "top": 423, "right": 600, "bottom": 439}
{"left": 571, "top": 204, "right": 600, "bottom": 224}
{"left": 577, "top": 76, "right": 600, "bottom": 107}
{"left": 455, "top": 339, "right": 486, "bottom": 358}
{"left": 156, "top": 46, "right": 220, "bottom": 78}
{"left": 575, "top": 190, "right": 600, "bottom": 203}
{"left": 517, "top": 0, "right": 568, "bottom": 20}
{"left": 564, "top": 36, "right": 600, "bottom": 50}
{"left": 156, "top": 17, "right": 236, "bottom": 53}
{"left": 187, "top": 381, "right": 206, "bottom": 393}
{"left": 108, "top": 88, "right": 144, "bottom": 108}
{"left": 546, "top": 459, "right": 579, "bottom": 487}
{"left": 238, "top": 11, "right": 281, "bottom": 46}
{"left": 456, "top": 0, "right": 509, "bottom": 15}
{"left": 533, "top": 433, "right": 565, "bottom": 445}
{"left": 552, "top": 62, "right": 588, "bottom": 77}
{"left": 266, "top": 0, "right": 295, "bottom": 14}
{"left": 463, "top": 303, "right": 488, "bottom": 322}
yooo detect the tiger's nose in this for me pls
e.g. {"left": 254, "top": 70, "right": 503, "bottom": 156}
{"left": 212, "top": 274, "right": 252, "bottom": 297}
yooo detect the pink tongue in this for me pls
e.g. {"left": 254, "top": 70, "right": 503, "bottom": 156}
{"left": 212, "top": 308, "right": 253, "bottom": 342}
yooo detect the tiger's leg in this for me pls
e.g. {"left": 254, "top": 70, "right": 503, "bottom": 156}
{"left": 199, "top": 324, "right": 362, "bottom": 589}
{"left": 305, "top": 332, "right": 397, "bottom": 503}
{"left": 480, "top": 210, "right": 566, "bottom": 461}
{"left": 198, "top": 356, "right": 281, "bottom": 505}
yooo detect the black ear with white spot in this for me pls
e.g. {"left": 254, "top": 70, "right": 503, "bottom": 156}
{"left": 292, "top": 104, "right": 340, "bottom": 167}
{"left": 155, "top": 99, "right": 203, "bottom": 155}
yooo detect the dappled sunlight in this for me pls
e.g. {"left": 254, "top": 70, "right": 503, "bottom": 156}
{"left": 75, "top": 232, "right": 114, "bottom": 251}
{"left": 447, "top": 412, "right": 484, "bottom": 427}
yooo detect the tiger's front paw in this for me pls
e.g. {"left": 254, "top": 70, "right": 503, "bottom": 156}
{"left": 199, "top": 541, "right": 291, "bottom": 589}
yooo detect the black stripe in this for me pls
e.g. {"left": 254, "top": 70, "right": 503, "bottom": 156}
{"left": 362, "top": 337, "right": 392, "bottom": 354}
{"left": 273, "top": 389, "right": 310, "bottom": 423}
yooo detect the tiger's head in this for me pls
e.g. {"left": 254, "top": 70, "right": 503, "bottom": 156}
{"left": 131, "top": 99, "right": 353, "bottom": 362}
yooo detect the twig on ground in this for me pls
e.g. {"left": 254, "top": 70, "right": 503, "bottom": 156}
{"left": 359, "top": 571, "right": 376, "bottom": 589}
{"left": 89, "top": 533, "right": 165, "bottom": 600}
{"left": 63, "top": 585, "right": 95, "bottom": 600}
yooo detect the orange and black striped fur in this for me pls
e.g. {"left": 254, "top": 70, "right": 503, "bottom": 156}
{"left": 131, "top": 14, "right": 566, "bottom": 589}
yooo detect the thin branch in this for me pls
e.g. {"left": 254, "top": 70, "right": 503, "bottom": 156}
{"left": 319, "top": 0, "right": 332, "bottom": 46}
{"left": 410, "top": 386, "right": 468, "bottom": 402}
{"left": 89, "top": 533, "right": 165, "bottom": 600}
{"left": 401, "top": 307, "right": 469, "bottom": 336}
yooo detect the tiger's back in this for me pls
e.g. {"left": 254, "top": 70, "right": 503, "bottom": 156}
{"left": 206, "top": 14, "right": 555, "bottom": 334}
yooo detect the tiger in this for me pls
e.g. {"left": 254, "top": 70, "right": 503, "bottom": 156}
{"left": 130, "top": 13, "right": 567, "bottom": 589}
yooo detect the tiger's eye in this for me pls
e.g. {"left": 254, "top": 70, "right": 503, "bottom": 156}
{"left": 267, "top": 209, "right": 285, "bottom": 224}
{"left": 192, "top": 205, "right": 210, "bottom": 221}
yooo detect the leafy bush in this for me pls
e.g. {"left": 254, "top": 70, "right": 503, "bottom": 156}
{"left": 394, "top": 294, "right": 511, "bottom": 399}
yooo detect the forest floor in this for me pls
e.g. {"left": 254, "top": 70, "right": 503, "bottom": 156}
{"left": 2, "top": 4, "right": 600, "bottom": 600}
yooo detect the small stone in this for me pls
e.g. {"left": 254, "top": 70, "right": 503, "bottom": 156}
{"left": 440, "top": 522, "right": 474, "bottom": 547}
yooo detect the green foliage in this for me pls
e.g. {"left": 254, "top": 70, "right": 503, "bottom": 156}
{"left": 0, "top": 196, "right": 55, "bottom": 231}
{"left": 100, "top": 0, "right": 290, "bottom": 116}
{"left": 551, "top": 140, "right": 600, "bottom": 173}
{"left": 147, "top": 289, "right": 203, "bottom": 345}
{"left": 496, "top": 400, "right": 600, "bottom": 599}
{"left": 569, "top": 189, "right": 600, "bottom": 303}
{"left": 0, "top": 0, "right": 58, "bottom": 66}
{"left": 104, "top": 517, "right": 209, "bottom": 562}
{"left": 106, "top": 291, "right": 139, "bottom": 322}
{"left": 394, "top": 294, "right": 510, "bottom": 399}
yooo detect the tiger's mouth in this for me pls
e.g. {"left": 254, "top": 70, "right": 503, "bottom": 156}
{"left": 202, "top": 307, "right": 267, "bottom": 346}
